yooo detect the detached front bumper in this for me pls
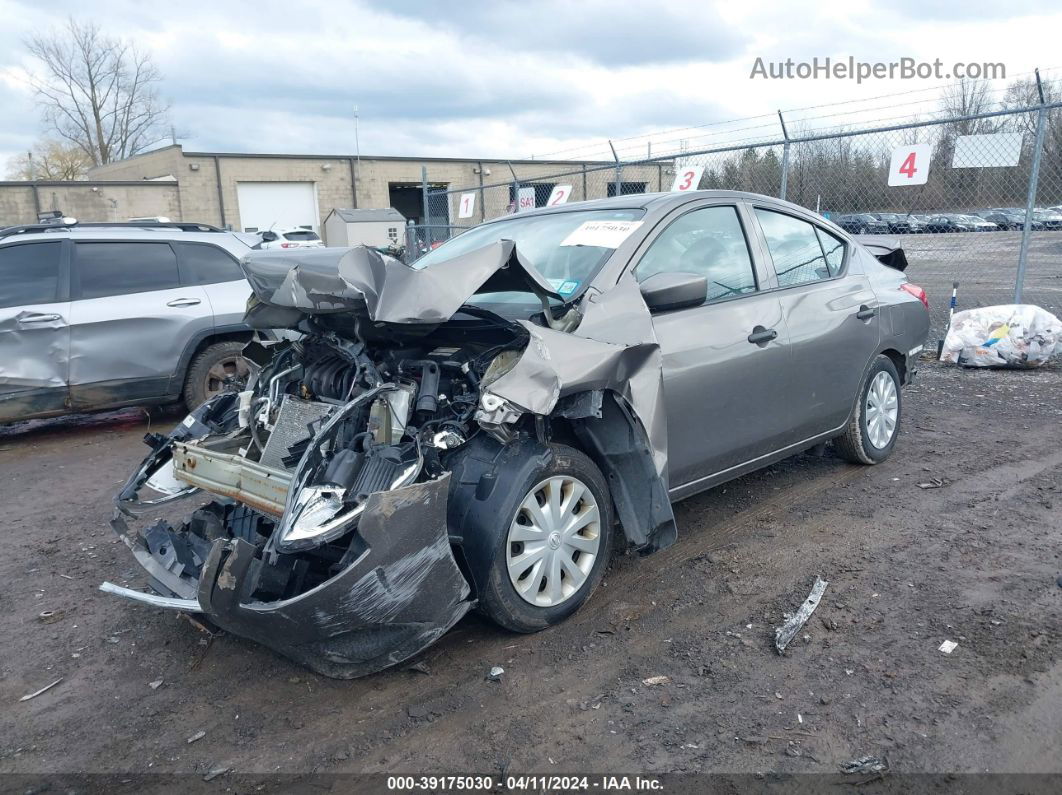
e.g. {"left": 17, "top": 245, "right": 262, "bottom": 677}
{"left": 107, "top": 474, "right": 472, "bottom": 679}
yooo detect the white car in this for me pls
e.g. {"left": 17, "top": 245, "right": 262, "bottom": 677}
{"left": 256, "top": 228, "right": 324, "bottom": 249}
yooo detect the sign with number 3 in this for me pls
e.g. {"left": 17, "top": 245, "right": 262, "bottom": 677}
{"left": 888, "top": 144, "right": 931, "bottom": 187}
{"left": 670, "top": 166, "right": 705, "bottom": 192}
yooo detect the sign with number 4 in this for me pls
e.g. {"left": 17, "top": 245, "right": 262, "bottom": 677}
{"left": 670, "top": 165, "right": 705, "bottom": 192}
{"left": 457, "top": 192, "right": 476, "bottom": 219}
{"left": 888, "top": 144, "right": 931, "bottom": 187}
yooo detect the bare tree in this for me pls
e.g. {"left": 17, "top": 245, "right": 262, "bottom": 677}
{"left": 25, "top": 17, "right": 170, "bottom": 167}
{"left": 5, "top": 138, "right": 93, "bottom": 180}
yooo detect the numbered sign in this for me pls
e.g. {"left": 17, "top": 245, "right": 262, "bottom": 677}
{"left": 888, "top": 144, "right": 931, "bottom": 186}
{"left": 547, "top": 184, "right": 572, "bottom": 206}
{"left": 670, "top": 165, "right": 705, "bottom": 192}
{"left": 457, "top": 192, "right": 476, "bottom": 219}
{"left": 516, "top": 186, "right": 536, "bottom": 213}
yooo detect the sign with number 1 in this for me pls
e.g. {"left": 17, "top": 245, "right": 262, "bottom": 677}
{"left": 670, "top": 165, "right": 705, "bottom": 192}
{"left": 888, "top": 144, "right": 931, "bottom": 186}
{"left": 457, "top": 192, "right": 476, "bottom": 219}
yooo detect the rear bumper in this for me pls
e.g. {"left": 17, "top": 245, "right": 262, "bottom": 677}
{"left": 108, "top": 474, "right": 472, "bottom": 678}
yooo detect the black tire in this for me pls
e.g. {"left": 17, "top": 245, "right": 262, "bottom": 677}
{"left": 833, "top": 355, "right": 902, "bottom": 465}
{"left": 478, "top": 444, "right": 614, "bottom": 633}
{"left": 182, "top": 341, "right": 250, "bottom": 411}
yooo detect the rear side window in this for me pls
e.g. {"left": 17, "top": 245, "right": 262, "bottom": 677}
{"left": 755, "top": 209, "right": 831, "bottom": 288}
{"left": 177, "top": 242, "right": 243, "bottom": 285}
{"left": 0, "top": 242, "right": 63, "bottom": 308}
{"left": 816, "top": 228, "right": 846, "bottom": 275}
{"left": 74, "top": 242, "right": 180, "bottom": 299}
{"left": 283, "top": 230, "right": 319, "bottom": 241}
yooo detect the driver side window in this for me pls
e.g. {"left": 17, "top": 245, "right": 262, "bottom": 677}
{"left": 635, "top": 206, "right": 757, "bottom": 303}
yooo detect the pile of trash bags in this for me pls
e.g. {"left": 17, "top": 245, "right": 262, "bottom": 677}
{"left": 940, "top": 304, "right": 1061, "bottom": 368}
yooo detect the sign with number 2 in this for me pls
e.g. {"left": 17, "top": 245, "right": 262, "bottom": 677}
{"left": 546, "top": 185, "right": 572, "bottom": 206}
{"left": 888, "top": 144, "right": 931, "bottom": 187}
{"left": 670, "top": 165, "right": 705, "bottom": 192}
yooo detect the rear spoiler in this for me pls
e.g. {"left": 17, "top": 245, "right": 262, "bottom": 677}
{"left": 857, "top": 235, "right": 908, "bottom": 272}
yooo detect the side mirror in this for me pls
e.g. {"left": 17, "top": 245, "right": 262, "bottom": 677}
{"left": 639, "top": 271, "right": 707, "bottom": 312}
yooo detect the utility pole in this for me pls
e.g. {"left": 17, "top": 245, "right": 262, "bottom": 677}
{"left": 353, "top": 105, "right": 362, "bottom": 209}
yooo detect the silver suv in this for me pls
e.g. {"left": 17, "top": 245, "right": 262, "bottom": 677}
{"left": 0, "top": 220, "right": 257, "bottom": 423}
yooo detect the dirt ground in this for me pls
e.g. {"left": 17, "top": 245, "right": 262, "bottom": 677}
{"left": 1, "top": 357, "right": 1060, "bottom": 782}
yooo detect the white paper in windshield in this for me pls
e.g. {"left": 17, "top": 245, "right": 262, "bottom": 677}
{"left": 560, "top": 220, "right": 643, "bottom": 249}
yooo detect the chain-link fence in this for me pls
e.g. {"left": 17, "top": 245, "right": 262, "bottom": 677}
{"left": 410, "top": 96, "right": 1062, "bottom": 337}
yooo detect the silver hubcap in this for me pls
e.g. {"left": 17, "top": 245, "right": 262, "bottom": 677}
{"left": 204, "top": 356, "right": 250, "bottom": 399}
{"left": 865, "top": 370, "right": 898, "bottom": 449}
{"left": 506, "top": 476, "right": 601, "bottom": 608}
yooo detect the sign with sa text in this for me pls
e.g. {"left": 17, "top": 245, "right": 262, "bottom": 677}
{"left": 516, "top": 186, "right": 536, "bottom": 212}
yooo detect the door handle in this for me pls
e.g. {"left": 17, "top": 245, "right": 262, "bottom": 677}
{"left": 18, "top": 313, "right": 62, "bottom": 324}
{"left": 166, "top": 297, "right": 202, "bottom": 308}
{"left": 747, "top": 326, "right": 778, "bottom": 345}
{"left": 855, "top": 304, "right": 878, "bottom": 320}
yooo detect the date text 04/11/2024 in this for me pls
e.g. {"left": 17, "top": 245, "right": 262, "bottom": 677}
{"left": 386, "top": 775, "right": 663, "bottom": 791}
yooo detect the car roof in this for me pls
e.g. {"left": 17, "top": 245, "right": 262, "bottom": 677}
{"left": 480, "top": 189, "right": 785, "bottom": 225}
{"left": 0, "top": 224, "right": 251, "bottom": 249}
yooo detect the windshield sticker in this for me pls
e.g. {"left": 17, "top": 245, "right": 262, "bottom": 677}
{"left": 557, "top": 280, "right": 580, "bottom": 295}
{"left": 560, "top": 220, "right": 643, "bottom": 249}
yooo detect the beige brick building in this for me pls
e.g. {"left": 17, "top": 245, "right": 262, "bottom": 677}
{"left": 0, "top": 145, "right": 672, "bottom": 237}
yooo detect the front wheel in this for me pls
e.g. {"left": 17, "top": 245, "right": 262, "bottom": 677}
{"left": 478, "top": 444, "right": 614, "bottom": 633}
{"left": 833, "top": 355, "right": 902, "bottom": 465}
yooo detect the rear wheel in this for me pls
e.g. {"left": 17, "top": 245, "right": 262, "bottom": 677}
{"left": 183, "top": 341, "right": 250, "bottom": 410}
{"left": 833, "top": 355, "right": 901, "bottom": 465}
{"left": 479, "top": 444, "right": 613, "bottom": 633}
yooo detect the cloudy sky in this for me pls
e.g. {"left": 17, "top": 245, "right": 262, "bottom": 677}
{"left": 0, "top": 0, "right": 1056, "bottom": 168}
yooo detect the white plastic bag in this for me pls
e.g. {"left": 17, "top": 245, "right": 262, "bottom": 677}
{"left": 940, "top": 304, "right": 1061, "bottom": 368}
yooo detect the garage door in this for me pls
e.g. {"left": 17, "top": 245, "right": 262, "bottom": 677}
{"left": 236, "top": 182, "right": 319, "bottom": 232}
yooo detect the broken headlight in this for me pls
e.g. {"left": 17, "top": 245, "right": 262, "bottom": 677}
{"left": 481, "top": 349, "right": 522, "bottom": 387}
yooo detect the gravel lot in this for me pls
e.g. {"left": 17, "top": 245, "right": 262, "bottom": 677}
{"left": 1, "top": 358, "right": 1060, "bottom": 783}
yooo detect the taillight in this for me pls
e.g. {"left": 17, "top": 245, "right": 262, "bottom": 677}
{"left": 900, "top": 283, "right": 928, "bottom": 310}
{"left": 280, "top": 242, "right": 299, "bottom": 248}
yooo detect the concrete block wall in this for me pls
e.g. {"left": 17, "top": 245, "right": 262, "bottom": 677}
{"left": 0, "top": 181, "right": 181, "bottom": 226}
{"left": 63, "top": 146, "right": 677, "bottom": 231}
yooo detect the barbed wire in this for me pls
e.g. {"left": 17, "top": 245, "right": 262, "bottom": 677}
{"left": 528, "top": 65, "right": 1062, "bottom": 163}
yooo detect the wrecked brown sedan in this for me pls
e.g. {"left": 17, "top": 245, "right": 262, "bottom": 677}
{"left": 105, "top": 218, "right": 676, "bottom": 677}
{"left": 104, "top": 192, "right": 928, "bottom": 677}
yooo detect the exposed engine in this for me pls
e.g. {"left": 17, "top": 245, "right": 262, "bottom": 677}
{"left": 140, "top": 315, "right": 526, "bottom": 603}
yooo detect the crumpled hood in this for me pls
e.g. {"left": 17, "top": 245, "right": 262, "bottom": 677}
{"left": 240, "top": 240, "right": 562, "bottom": 325}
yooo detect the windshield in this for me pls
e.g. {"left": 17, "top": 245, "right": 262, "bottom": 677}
{"left": 414, "top": 209, "right": 645, "bottom": 306}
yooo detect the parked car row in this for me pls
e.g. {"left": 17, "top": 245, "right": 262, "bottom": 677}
{"left": 833, "top": 207, "right": 1062, "bottom": 234}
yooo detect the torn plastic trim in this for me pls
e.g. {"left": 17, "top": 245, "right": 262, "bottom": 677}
{"left": 857, "top": 236, "right": 909, "bottom": 272}
{"left": 99, "top": 581, "right": 202, "bottom": 612}
{"left": 115, "top": 392, "right": 240, "bottom": 516}
{"left": 106, "top": 475, "right": 472, "bottom": 678}
{"left": 216, "top": 475, "right": 469, "bottom": 677}
{"left": 111, "top": 511, "right": 200, "bottom": 600}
